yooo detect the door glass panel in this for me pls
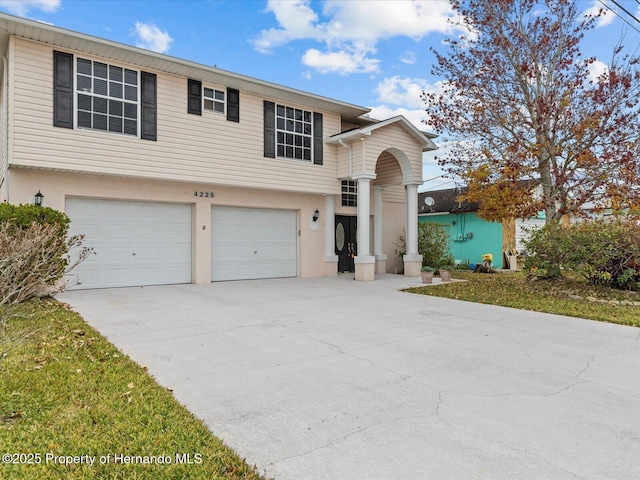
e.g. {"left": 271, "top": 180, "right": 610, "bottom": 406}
{"left": 336, "top": 223, "right": 345, "bottom": 250}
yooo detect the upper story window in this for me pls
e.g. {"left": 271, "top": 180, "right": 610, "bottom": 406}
{"left": 76, "top": 57, "right": 139, "bottom": 136}
{"left": 187, "top": 79, "right": 239, "bottom": 122}
{"left": 276, "top": 104, "right": 312, "bottom": 161}
{"left": 341, "top": 181, "right": 358, "bottom": 207}
{"left": 203, "top": 87, "right": 225, "bottom": 113}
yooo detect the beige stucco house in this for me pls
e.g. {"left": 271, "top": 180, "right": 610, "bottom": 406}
{"left": 0, "top": 13, "right": 436, "bottom": 289}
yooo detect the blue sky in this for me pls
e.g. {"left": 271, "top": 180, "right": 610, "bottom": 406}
{"left": 1, "top": 0, "right": 638, "bottom": 189}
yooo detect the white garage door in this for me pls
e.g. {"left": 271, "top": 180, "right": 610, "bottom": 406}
{"left": 66, "top": 198, "right": 192, "bottom": 289}
{"left": 211, "top": 206, "right": 297, "bottom": 281}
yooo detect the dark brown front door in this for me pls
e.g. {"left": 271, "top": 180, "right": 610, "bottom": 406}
{"left": 336, "top": 215, "right": 357, "bottom": 273}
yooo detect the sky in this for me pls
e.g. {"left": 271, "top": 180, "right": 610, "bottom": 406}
{"left": 0, "top": 0, "right": 638, "bottom": 191}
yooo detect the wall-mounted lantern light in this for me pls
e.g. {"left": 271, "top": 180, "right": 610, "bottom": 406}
{"left": 34, "top": 191, "right": 44, "bottom": 207}
{"left": 312, "top": 209, "right": 320, "bottom": 222}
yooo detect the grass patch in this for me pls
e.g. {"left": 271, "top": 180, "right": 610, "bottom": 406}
{"left": 0, "top": 298, "right": 266, "bottom": 480}
{"left": 405, "top": 271, "right": 640, "bottom": 327}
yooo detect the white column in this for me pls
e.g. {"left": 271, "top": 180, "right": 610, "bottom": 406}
{"left": 403, "top": 181, "right": 422, "bottom": 276}
{"left": 353, "top": 173, "right": 376, "bottom": 281}
{"left": 324, "top": 194, "right": 336, "bottom": 259}
{"left": 357, "top": 177, "right": 372, "bottom": 256}
{"left": 373, "top": 185, "right": 388, "bottom": 274}
{"left": 373, "top": 186, "right": 384, "bottom": 256}
{"left": 323, "top": 194, "right": 338, "bottom": 276}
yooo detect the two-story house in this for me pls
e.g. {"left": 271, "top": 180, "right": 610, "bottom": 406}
{"left": 0, "top": 13, "right": 436, "bottom": 289}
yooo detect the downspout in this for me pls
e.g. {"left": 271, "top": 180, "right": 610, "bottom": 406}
{"left": 337, "top": 138, "right": 353, "bottom": 178}
{"left": 1, "top": 55, "right": 7, "bottom": 202}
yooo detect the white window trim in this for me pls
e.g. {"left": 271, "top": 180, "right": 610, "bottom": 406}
{"left": 74, "top": 56, "right": 141, "bottom": 138}
{"left": 275, "top": 103, "right": 313, "bottom": 162}
{"left": 203, "top": 86, "right": 225, "bottom": 114}
{"left": 341, "top": 180, "right": 358, "bottom": 207}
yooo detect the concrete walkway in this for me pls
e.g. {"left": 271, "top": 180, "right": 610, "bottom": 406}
{"left": 58, "top": 274, "right": 640, "bottom": 480}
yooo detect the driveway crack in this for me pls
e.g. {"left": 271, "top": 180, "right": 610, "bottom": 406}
{"left": 432, "top": 391, "right": 587, "bottom": 479}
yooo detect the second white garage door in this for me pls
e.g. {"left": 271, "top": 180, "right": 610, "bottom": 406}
{"left": 211, "top": 206, "right": 297, "bottom": 281}
{"left": 67, "top": 198, "right": 192, "bottom": 289}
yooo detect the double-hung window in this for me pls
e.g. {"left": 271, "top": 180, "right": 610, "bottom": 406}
{"left": 276, "top": 105, "right": 312, "bottom": 161}
{"left": 203, "top": 87, "right": 225, "bottom": 114}
{"left": 76, "top": 57, "right": 139, "bottom": 136}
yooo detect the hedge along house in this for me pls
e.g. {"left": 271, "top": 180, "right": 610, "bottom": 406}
{"left": 0, "top": 13, "right": 437, "bottom": 288}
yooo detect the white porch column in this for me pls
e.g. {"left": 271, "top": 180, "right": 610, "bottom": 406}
{"left": 323, "top": 194, "right": 338, "bottom": 276}
{"left": 373, "top": 185, "right": 387, "bottom": 273}
{"left": 403, "top": 181, "right": 422, "bottom": 277}
{"left": 354, "top": 173, "right": 376, "bottom": 281}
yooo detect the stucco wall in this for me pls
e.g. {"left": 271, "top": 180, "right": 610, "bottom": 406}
{"left": 419, "top": 212, "right": 503, "bottom": 268}
{"left": 9, "top": 169, "right": 328, "bottom": 282}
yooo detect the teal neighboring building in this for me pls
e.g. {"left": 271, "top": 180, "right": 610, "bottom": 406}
{"left": 418, "top": 188, "right": 504, "bottom": 268}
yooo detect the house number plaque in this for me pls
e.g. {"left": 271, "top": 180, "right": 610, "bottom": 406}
{"left": 193, "top": 191, "right": 215, "bottom": 198}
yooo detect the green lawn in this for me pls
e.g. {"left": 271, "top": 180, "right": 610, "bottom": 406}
{"left": 0, "top": 299, "right": 266, "bottom": 480}
{"left": 406, "top": 271, "right": 640, "bottom": 327}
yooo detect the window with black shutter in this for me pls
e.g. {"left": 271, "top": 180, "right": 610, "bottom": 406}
{"left": 141, "top": 72, "right": 157, "bottom": 141}
{"left": 61, "top": 55, "right": 153, "bottom": 139}
{"left": 188, "top": 79, "right": 202, "bottom": 115}
{"left": 227, "top": 88, "right": 239, "bottom": 122}
{"left": 53, "top": 51, "right": 74, "bottom": 128}
{"left": 264, "top": 100, "right": 276, "bottom": 158}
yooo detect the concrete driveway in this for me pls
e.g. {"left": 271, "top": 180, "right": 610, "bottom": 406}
{"left": 58, "top": 274, "right": 640, "bottom": 480}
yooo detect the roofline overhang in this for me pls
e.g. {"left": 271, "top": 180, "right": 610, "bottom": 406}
{"left": 0, "top": 12, "right": 370, "bottom": 120}
{"left": 327, "top": 115, "right": 438, "bottom": 152}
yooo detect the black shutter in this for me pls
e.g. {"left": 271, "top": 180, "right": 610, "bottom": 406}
{"left": 313, "top": 112, "right": 323, "bottom": 165}
{"left": 227, "top": 87, "right": 239, "bottom": 122}
{"left": 264, "top": 101, "right": 275, "bottom": 158}
{"left": 141, "top": 72, "right": 157, "bottom": 141}
{"left": 53, "top": 51, "right": 73, "bottom": 129}
{"left": 188, "top": 79, "right": 202, "bottom": 115}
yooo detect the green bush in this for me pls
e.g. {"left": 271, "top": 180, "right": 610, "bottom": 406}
{"left": 0, "top": 204, "right": 90, "bottom": 305}
{"left": 418, "top": 222, "right": 453, "bottom": 268}
{"left": 395, "top": 223, "right": 453, "bottom": 268}
{"left": 0, "top": 203, "right": 70, "bottom": 232}
{"left": 524, "top": 218, "right": 640, "bottom": 290}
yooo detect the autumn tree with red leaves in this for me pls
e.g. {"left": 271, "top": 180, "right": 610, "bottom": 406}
{"left": 424, "top": 0, "right": 640, "bottom": 223}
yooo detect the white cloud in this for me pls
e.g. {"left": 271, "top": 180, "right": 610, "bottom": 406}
{"left": 584, "top": 1, "right": 616, "bottom": 28}
{"left": 375, "top": 76, "right": 443, "bottom": 109}
{"left": 134, "top": 22, "right": 173, "bottom": 54}
{"left": 400, "top": 50, "right": 416, "bottom": 65}
{"left": 253, "top": 0, "right": 463, "bottom": 75}
{"left": 253, "top": 0, "right": 320, "bottom": 53}
{"left": 588, "top": 59, "right": 609, "bottom": 82}
{"left": 0, "top": 0, "right": 60, "bottom": 16}
{"left": 302, "top": 47, "right": 379, "bottom": 74}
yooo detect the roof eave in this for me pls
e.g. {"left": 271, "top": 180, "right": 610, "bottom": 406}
{"left": 0, "top": 12, "right": 370, "bottom": 119}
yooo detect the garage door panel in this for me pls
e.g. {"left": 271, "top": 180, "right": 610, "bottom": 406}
{"left": 103, "top": 224, "right": 130, "bottom": 242}
{"left": 101, "top": 202, "right": 130, "bottom": 218}
{"left": 102, "top": 246, "right": 131, "bottom": 263}
{"left": 67, "top": 198, "right": 192, "bottom": 289}
{"left": 211, "top": 206, "right": 297, "bottom": 281}
{"left": 131, "top": 224, "right": 159, "bottom": 241}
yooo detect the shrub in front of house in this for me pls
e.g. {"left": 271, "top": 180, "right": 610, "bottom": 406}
{"left": 0, "top": 203, "right": 90, "bottom": 305}
{"left": 524, "top": 217, "right": 640, "bottom": 290}
{"left": 396, "top": 223, "right": 453, "bottom": 270}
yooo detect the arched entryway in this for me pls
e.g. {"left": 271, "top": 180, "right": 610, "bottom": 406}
{"left": 324, "top": 116, "right": 437, "bottom": 280}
